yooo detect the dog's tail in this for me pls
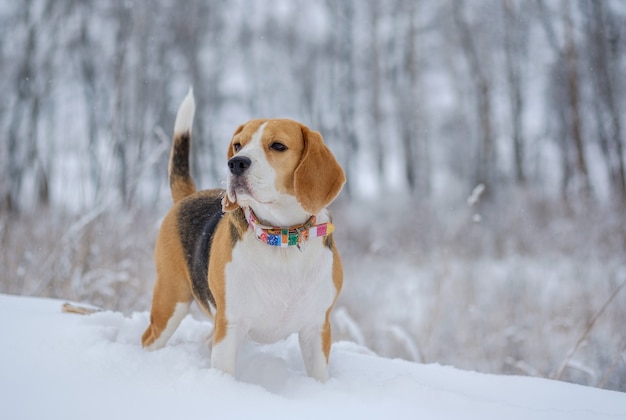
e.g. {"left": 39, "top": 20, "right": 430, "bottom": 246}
{"left": 169, "top": 88, "right": 197, "bottom": 203}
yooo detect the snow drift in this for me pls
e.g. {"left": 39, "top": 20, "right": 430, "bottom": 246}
{"left": 1, "top": 293, "right": 624, "bottom": 420}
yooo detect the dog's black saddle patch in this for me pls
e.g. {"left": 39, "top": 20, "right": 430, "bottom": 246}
{"left": 177, "top": 189, "right": 225, "bottom": 312}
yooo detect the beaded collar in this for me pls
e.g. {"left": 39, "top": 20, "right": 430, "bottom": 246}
{"left": 244, "top": 207, "right": 334, "bottom": 251}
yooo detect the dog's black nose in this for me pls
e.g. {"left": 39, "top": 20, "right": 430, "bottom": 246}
{"left": 228, "top": 156, "right": 251, "bottom": 176}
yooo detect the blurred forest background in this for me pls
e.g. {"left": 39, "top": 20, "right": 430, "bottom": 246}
{"left": 1, "top": 0, "right": 625, "bottom": 391}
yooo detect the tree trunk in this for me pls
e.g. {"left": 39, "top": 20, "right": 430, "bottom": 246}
{"left": 332, "top": 0, "right": 357, "bottom": 198}
{"left": 563, "top": 0, "right": 592, "bottom": 198}
{"left": 586, "top": 0, "right": 626, "bottom": 203}
{"left": 79, "top": 7, "right": 101, "bottom": 202}
{"left": 111, "top": 3, "right": 132, "bottom": 207}
{"left": 368, "top": 0, "right": 385, "bottom": 184}
{"left": 4, "top": 0, "right": 36, "bottom": 213}
{"left": 503, "top": 0, "right": 526, "bottom": 185}
{"left": 453, "top": 1, "right": 495, "bottom": 194}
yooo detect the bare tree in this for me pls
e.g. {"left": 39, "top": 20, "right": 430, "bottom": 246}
{"left": 387, "top": 0, "right": 432, "bottom": 196}
{"left": 582, "top": 0, "right": 626, "bottom": 204}
{"left": 367, "top": 0, "right": 385, "bottom": 184}
{"left": 453, "top": 1, "right": 496, "bottom": 194}
{"left": 76, "top": 1, "right": 102, "bottom": 202}
{"left": 502, "top": 0, "right": 528, "bottom": 186}
{"left": 4, "top": 0, "right": 40, "bottom": 212}
{"left": 562, "top": 0, "right": 592, "bottom": 198}
{"left": 536, "top": 0, "right": 592, "bottom": 201}
{"left": 110, "top": 0, "right": 133, "bottom": 207}
{"left": 328, "top": 0, "right": 357, "bottom": 197}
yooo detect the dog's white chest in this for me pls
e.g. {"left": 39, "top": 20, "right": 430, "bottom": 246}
{"left": 224, "top": 232, "right": 336, "bottom": 344}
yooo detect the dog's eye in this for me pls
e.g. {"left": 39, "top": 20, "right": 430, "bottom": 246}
{"left": 270, "top": 142, "right": 287, "bottom": 152}
{"left": 233, "top": 142, "right": 242, "bottom": 152}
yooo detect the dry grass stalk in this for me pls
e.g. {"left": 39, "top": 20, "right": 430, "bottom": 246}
{"left": 553, "top": 280, "right": 626, "bottom": 380}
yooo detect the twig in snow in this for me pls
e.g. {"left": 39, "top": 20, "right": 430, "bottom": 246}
{"left": 61, "top": 302, "right": 102, "bottom": 315}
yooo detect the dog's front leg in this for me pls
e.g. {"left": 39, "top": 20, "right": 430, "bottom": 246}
{"left": 299, "top": 322, "right": 331, "bottom": 382}
{"left": 211, "top": 320, "right": 246, "bottom": 377}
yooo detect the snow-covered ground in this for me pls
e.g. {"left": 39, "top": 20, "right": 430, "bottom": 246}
{"left": 1, "top": 294, "right": 624, "bottom": 420}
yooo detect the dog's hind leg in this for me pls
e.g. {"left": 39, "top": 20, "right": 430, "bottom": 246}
{"left": 142, "top": 214, "right": 194, "bottom": 350}
{"left": 141, "top": 271, "right": 192, "bottom": 350}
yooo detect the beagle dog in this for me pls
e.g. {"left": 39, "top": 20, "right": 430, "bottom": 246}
{"left": 141, "top": 90, "right": 345, "bottom": 382}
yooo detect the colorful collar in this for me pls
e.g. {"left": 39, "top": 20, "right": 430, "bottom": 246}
{"left": 244, "top": 207, "right": 334, "bottom": 250}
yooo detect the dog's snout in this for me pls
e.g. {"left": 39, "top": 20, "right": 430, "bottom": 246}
{"left": 228, "top": 156, "right": 252, "bottom": 176}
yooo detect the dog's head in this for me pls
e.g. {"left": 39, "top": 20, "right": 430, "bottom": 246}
{"left": 222, "top": 119, "right": 345, "bottom": 220}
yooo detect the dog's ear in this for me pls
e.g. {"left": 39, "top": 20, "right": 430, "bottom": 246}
{"left": 222, "top": 124, "right": 245, "bottom": 212}
{"left": 294, "top": 126, "right": 345, "bottom": 215}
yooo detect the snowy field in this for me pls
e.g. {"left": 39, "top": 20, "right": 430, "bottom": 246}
{"left": 1, "top": 293, "right": 624, "bottom": 420}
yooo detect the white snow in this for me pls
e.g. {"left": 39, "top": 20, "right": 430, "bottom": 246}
{"left": 1, "top": 293, "right": 624, "bottom": 420}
